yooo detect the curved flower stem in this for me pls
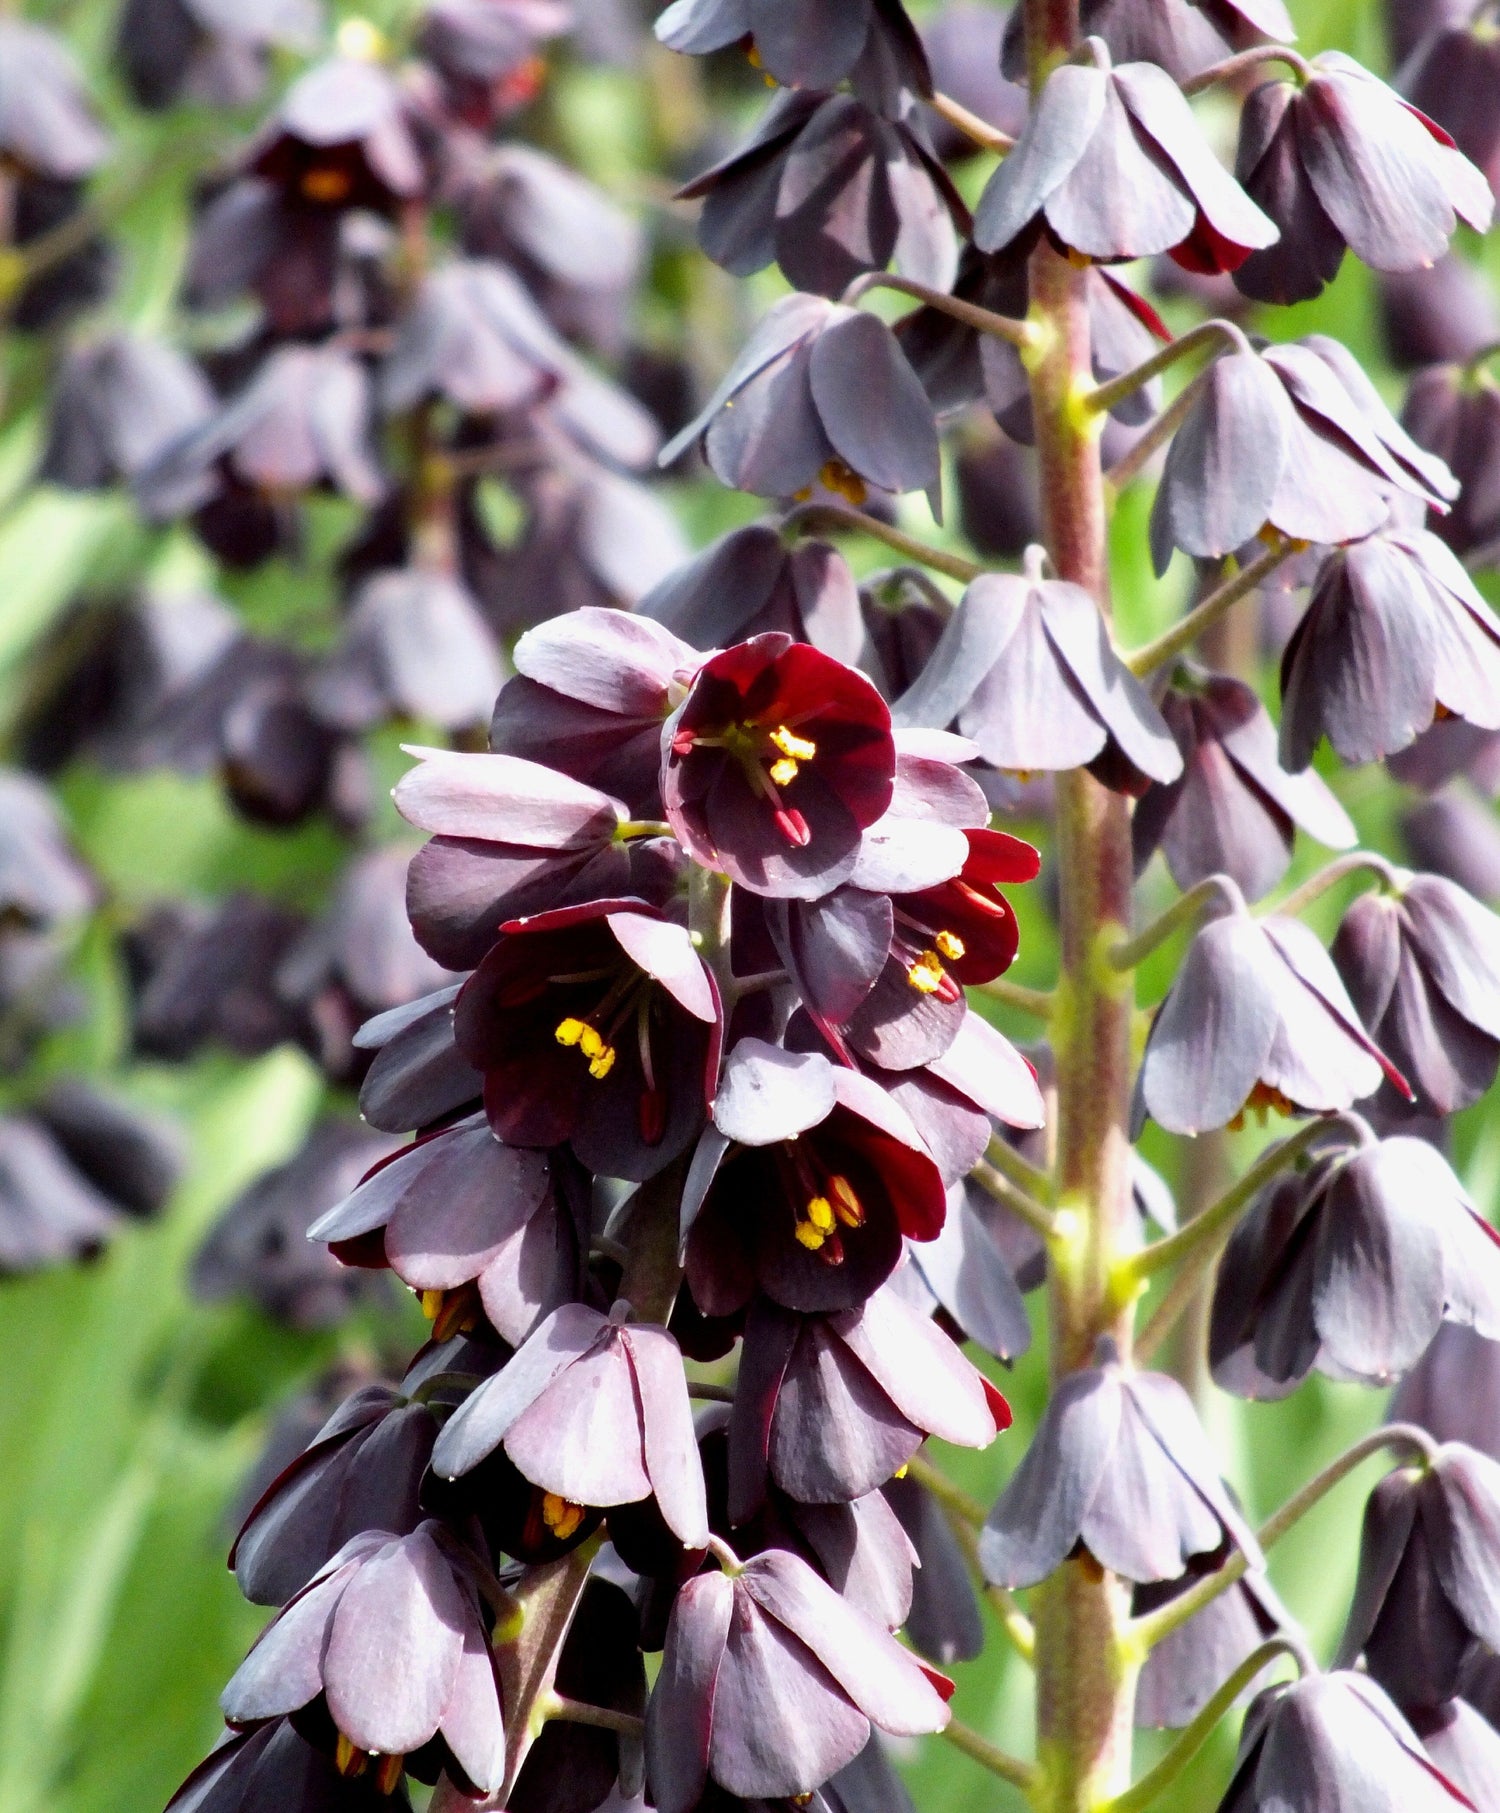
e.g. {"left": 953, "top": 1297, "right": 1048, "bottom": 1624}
{"left": 1084, "top": 319, "right": 1250, "bottom": 419}
{"left": 978, "top": 975, "right": 1057, "bottom": 1019}
{"left": 1463, "top": 338, "right": 1500, "bottom": 378}
{"left": 1103, "top": 1638, "right": 1306, "bottom": 1813}
{"left": 780, "top": 502, "right": 982, "bottom": 584}
{"left": 1104, "top": 364, "right": 1216, "bottom": 493}
{"left": 984, "top": 1132, "right": 1056, "bottom": 1206}
{"left": 1181, "top": 44, "right": 1315, "bottom": 95}
{"left": 906, "top": 1453, "right": 1038, "bottom": 1663}
{"left": 686, "top": 1380, "right": 736, "bottom": 1403}
{"left": 1129, "top": 1424, "right": 1440, "bottom": 1652}
{"left": 1271, "top": 851, "right": 1410, "bottom": 919}
{"left": 1126, "top": 541, "right": 1296, "bottom": 677}
{"left": 617, "top": 820, "right": 675, "bottom": 841}
{"left": 542, "top": 1694, "right": 645, "bottom": 1738}
{"left": 973, "top": 1156, "right": 1062, "bottom": 1240}
{"left": 1107, "top": 875, "right": 1245, "bottom": 973}
{"left": 943, "top": 1716, "right": 1036, "bottom": 1790}
{"left": 842, "top": 270, "right": 1040, "bottom": 352}
{"left": 929, "top": 90, "right": 1016, "bottom": 154}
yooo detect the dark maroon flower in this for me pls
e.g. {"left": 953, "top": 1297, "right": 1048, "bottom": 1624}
{"left": 116, "top": 0, "right": 319, "bottom": 111}
{"left": 1280, "top": 527, "right": 1500, "bottom": 770}
{"left": 33, "top": 1079, "right": 184, "bottom": 1221}
{"left": 645, "top": 1548, "right": 950, "bottom": 1813}
{"left": 973, "top": 40, "right": 1277, "bottom": 271}
{"left": 1135, "top": 906, "right": 1406, "bottom": 1135}
{"left": 1333, "top": 874, "right": 1500, "bottom": 1116}
{"left": 981, "top": 1350, "right": 1261, "bottom": 1587}
{"left": 310, "top": 1112, "right": 584, "bottom": 1344}
{"left": 1221, "top": 1672, "right": 1479, "bottom": 1811}
{"left": 431, "top": 1301, "right": 710, "bottom": 1549}
{"left": 454, "top": 900, "right": 719, "bottom": 1179}
{"left": 1379, "top": 256, "right": 1500, "bottom": 372}
{"left": 1391, "top": 1323, "right": 1500, "bottom": 1463}
{"left": 678, "top": 91, "right": 965, "bottom": 298}
{"left": 1210, "top": 1135, "right": 1500, "bottom": 1397}
{"left": 1135, "top": 1551, "right": 1296, "bottom": 1729}
{"left": 955, "top": 434, "right": 1043, "bottom": 560}
{"left": 166, "top": 1718, "right": 412, "bottom": 1813}
{"left": 249, "top": 54, "right": 426, "bottom": 215}
{"left": 1410, "top": 1697, "right": 1500, "bottom": 1811}
{"left": 893, "top": 570, "right": 1183, "bottom": 794}
{"left": 684, "top": 1040, "right": 945, "bottom": 1315}
{"left": 355, "top": 983, "right": 484, "bottom": 1136}
{"left": 1402, "top": 16, "right": 1500, "bottom": 200}
{"left": 1134, "top": 670, "right": 1356, "bottom": 902}
{"left": 40, "top": 334, "right": 214, "bottom": 491}
{"left": 660, "top": 294, "right": 940, "bottom": 509}
{"left": 1402, "top": 362, "right": 1500, "bottom": 561}
{"left": 1149, "top": 339, "right": 1458, "bottom": 573}
{"left": 664, "top": 634, "right": 895, "bottom": 899}
{"left": 728, "top": 1284, "right": 1008, "bottom": 1515}
{"left": 0, "top": 21, "right": 109, "bottom": 180}
{"left": 220, "top": 1522, "right": 504, "bottom": 1796}
{"left": 883, "top": 1470, "right": 984, "bottom": 1663}
{"left": 1233, "top": 54, "right": 1492, "bottom": 305}
{"left": 417, "top": 0, "right": 572, "bottom": 127}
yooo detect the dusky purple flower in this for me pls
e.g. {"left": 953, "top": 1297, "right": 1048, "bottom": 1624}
{"left": 980, "top": 1351, "right": 1262, "bottom": 1587}
{"left": 395, "top": 746, "right": 632, "bottom": 971}
{"left": 1280, "top": 526, "right": 1500, "bottom": 770}
{"left": 1338, "top": 1444, "right": 1500, "bottom": 1710}
{"left": 664, "top": 634, "right": 896, "bottom": 900}
{"left": 166, "top": 1717, "right": 412, "bottom": 1813}
{"left": 893, "top": 570, "right": 1183, "bottom": 796}
{"left": 1232, "top": 54, "right": 1492, "bottom": 306}
{"left": 728, "top": 1284, "right": 1009, "bottom": 1515}
{"left": 920, "top": 5, "right": 1026, "bottom": 159}
{"left": 1149, "top": 339, "right": 1459, "bottom": 573}
{"left": 660, "top": 294, "right": 940, "bottom": 509}
{"left": 183, "top": 182, "right": 373, "bottom": 339}
{"left": 972, "top": 40, "right": 1277, "bottom": 272}
{"left": 0, "top": 21, "right": 109, "bottom": 180}
{"left": 894, "top": 1182, "right": 1033, "bottom": 1361}
{"left": 683, "top": 1040, "right": 945, "bottom": 1315}
{"left": 310, "top": 1112, "right": 584, "bottom": 1345}
{"left": 1402, "top": 16, "right": 1500, "bottom": 199}
{"left": 1134, "top": 908, "right": 1408, "bottom": 1136}
{"left": 1209, "top": 1135, "right": 1500, "bottom": 1397}
{"left": 883, "top": 1470, "right": 984, "bottom": 1663}
{"left": 454, "top": 900, "right": 720, "bottom": 1179}
{"left": 431, "top": 1301, "right": 711, "bottom": 1550}
{"left": 417, "top": 0, "right": 572, "bottom": 128}
{"left": 955, "top": 435, "right": 1042, "bottom": 560}
{"left": 355, "top": 984, "right": 483, "bottom": 1136}
{"left": 677, "top": 90, "right": 965, "bottom": 298}
{"left": 655, "top": 0, "right": 933, "bottom": 114}
{"left": 0, "top": 1105, "right": 162, "bottom": 1274}
{"left": 1402, "top": 362, "right": 1500, "bottom": 561}
{"left": 1391, "top": 1323, "right": 1500, "bottom": 1462}
{"left": 191, "top": 1119, "right": 402, "bottom": 1331}
{"left": 1135, "top": 1550, "right": 1296, "bottom": 1729}
{"left": 1333, "top": 874, "right": 1500, "bottom": 1116}
{"left": 1410, "top": 1697, "right": 1500, "bottom": 1811}
{"left": 247, "top": 54, "right": 426, "bottom": 215}
{"left": 116, "top": 0, "right": 319, "bottom": 111}
{"left": 40, "top": 334, "right": 214, "bottom": 491}
{"left": 1134, "top": 671, "right": 1356, "bottom": 902}
{"left": 220, "top": 1522, "right": 504, "bottom": 1797}
{"left": 645, "top": 1548, "right": 951, "bottom": 1813}
{"left": 230, "top": 1382, "right": 440, "bottom": 1607}
{"left": 32, "top": 1079, "right": 184, "bottom": 1221}
{"left": 1220, "top": 1672, "right": 1478, "bottom": 1812}
{"left": 1379, "top": 256, "right": 1500, "bottom": 372}
{"left": 642, "top": 524, "right": 864, "bottom": 668}
{"left": 0, "top": 769, "right": 95, "bottom": 932}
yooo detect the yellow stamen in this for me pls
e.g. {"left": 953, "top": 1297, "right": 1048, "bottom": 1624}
{"left": 420, "top": 1289, "right": 444, "bottom": 1321}
{"left": 819, "top": 458, "right": 868, "bottom": 506}
{"left": 769, "top": 758, "right": 800, "bottom": 787}
{"left": 934, "top": 930, "right": 966, "bottom": 960}
{"left": 335, "top": 1734, "right": 365, "bottom": 1778}
{"left": 588, "top": 1046, "right": 616, "bottom": 1079}
{"left": 794, "top": 1220, "right": 828, "bottom": 1251}
{"left": 578, "top": 1026, "right": 605, "bottom": 1059}
{"left": 829, "top": 1175, "right": 864, "bottom": 1228}
{"left": 769, "top": 725, "right": 818, "bottom": 764}
{"left": 555, "top": 1017, "right": 586, "bottom": 1047}
{"left": 301, "top": 167, "right": 353, "bottom": 204}
{"left": 375, "top": 1754, "right": 406, "bottom": 1796}
{"left": 892, "top": 1463, "right": 909, "bottom": 1480}
{"left": 746, "top": 42, "right": 763, "bottom": 66}
{"left": 806, "top": 1195, "right": 835, "bottom": 1232}
{"left": 542, "top": 1493, "right": 585, "bottom": 1540}
{"left": 907, "top": 949, "right": 947, "bottom": 994}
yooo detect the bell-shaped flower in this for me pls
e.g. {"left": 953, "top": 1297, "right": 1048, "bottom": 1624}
{"left": 980, "top": 1349, "right": 1262, "bottom": 1587}
{"left": 664, "top": 634, "right": 896, "bottom": 900}
{"left": 40, "top": 332, "right": 214, "bottom": 491}
{"left": 884, "top": 1471, "right": 985, "bottom": 1664}
{"left": 220, "top": 1523, "right": 505, "bottom": 1797}
{"left": 973, "top": 39, "right": 1277, "bottom": 270}
{"left": 1134, "top": 905, "right": 1406, "bottom": 1136}
{"left": 1219, "top": 1671, "right": 1478, "bottom": 1812}
{"left": 895, "top": 1180, "right": 1033, "bottom": 1361}
{"left": 1333, "top": 875, "right": 1500, "bottom": 1116}
{"left": 1390, "top": 1322, "right": 1500, "bottom": 1464}
{"left": 894, "top": 570, "right": 1183, "bottom": 795}
{"left": 1401, "top": 361, "right": 1500, "bottom": 561}
{"left": 1380, "top": 255, "right": 1500, "bottom": 372}
{"left": 659, "top": 294, "right": 940, "bottom": 509}
{"left": 1209, "top": 1135, "right": 1500, "bottom": 1397}
{"left": 166, "top": 1716, "right": 411, "bottom": 1813}
{"left": 309, "top": 1112, "right": 585, "bottom": 1344}
{"left": 1403, "top": 16, "right": 1500, "bottom": 200}
{"left": 1149, "top": 338, "right": 1458, "bottom": 573}
{"left": 1135, "top": 671, "right": 1355, "bottom": 902}
{"left": 645, "top": 1547, "right": 951, "bottom": 1813}
{"left": 1339, "top": 1444, "right": 1500, "bottom": 1710}
{"left": 1280, "top": 526, "right": 1500, "bottom": 770}
{"left": 355, "top": 983, "right": 482, "bottom": 1135}
{"left": 1233, "top": 53, "right": 1492, "bottom": 305}
{"left": 1135, "top": 1549, "right": 1296, "bottom": 1729}
{"left": 431, "top": 1301, "right": 710, "bottom": 1550}
{"left": 683, "top": 1040, "right": 946, "bottom": 1316}
{"left": 1410, "top": 1696, "right": 1500, "bottom": 1811}
{"left": 0, "top": 20, "right": 109, "bottom": 180}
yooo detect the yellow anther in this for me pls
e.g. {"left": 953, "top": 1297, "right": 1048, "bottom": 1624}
{"left": 746, "top": 42, "right": 763, "bottom": 66}
{"left": 419, "top": 1289, "right": 445, "bottom": 1322}
{"left": 806, "top": 1195, "right": 835, "bottom": 1232}
{"left": 907, "top": 962, "right": 942, "bottom": 995}
{"left": 934, "top": 930, "right": 966, "bottom": 960}
{"left": 578, "top": 1026, "right": 605, "bottom": 1059}
{"left": 829, "top": 1175, "right": 864, "bottom": 1227}
{"left": 794, "top": 1220, "right": 828, "bottom": 1251}
{"left": 768, "top": 758, "right": 800, "bottom": 787}
{"left": 587, "top": 1045, "right": 617, "bottom": 1080}
{"left": 892, "top": 1463, "right": 909, "bottom": 1480}
{"left": 375, "top": 1754, "right": 406, "bottom": 1796}
{"left": 335, "top": 1733, "right": 366, "bottom": 1778}
{"left": 769, "top": 725, "right": 818, "bottom": 764}
{"left": 542, "top": 1493, "right": 585, "bottom": 1540}
{"left": 819, "top": 459, "right": 868, "bottom": 506}
{"left": 555, "top": 1017, "right": 586, "bottom": 1047}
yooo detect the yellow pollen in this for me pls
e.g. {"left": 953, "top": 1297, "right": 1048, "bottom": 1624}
{"left": 934, "top": 930, "right": 966, "bottom": 960}
{"left": 578, "top": 1026, "right": 605, "bottom": 1059}
{"left": 746, "top": 42, "right": 763, "bottom": 66}
{"left": 794, "top": 1220, "right": 828, "bottom": 1251}
{"left": 907, "top": 950, "right": 946, "bottom": 994}
{"left": 542, "top": 1493, "right": 585, "bottom": 1540}
{"left": 769, "top": 725, "right": 818, "bottom": 763}
{"left": 420, "top": 1289, "right": 444, "bottom": 1322}
{"left": 335, "top": 1733, "right": 366, "bottom": 1778}
{"left": 587, "top": 1045, "right": 616, "bottom": 1080}
{"left": 555, "top": 1018, "right": 586, "bottom": 1047}
{"left": 806, "top": 1195, "right": 835, "bottom": 1232}
{"left": 819, "top": 458, "right": 868, "bottom": 506}
{"left": 892, "top": 1463, "right": 909, "bottom": 1480}
{"left": 769, "top": 758, "right": 800, "bottom": 787}
{"left": 829, "top": 1175, "right": 864, "bottom": 1227}
{"left": 337, "top": 16, "right": 388, "bottom": 59}
{"left": 301, "top": 166, "right": 353, "bottom": 204}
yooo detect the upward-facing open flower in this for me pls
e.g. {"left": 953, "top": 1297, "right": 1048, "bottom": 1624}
{"left": 431, "top": 1301, "right": 710, "bottom": 1550}
{"left": 659, "top": 294, "right": 940, "bottom": 510}
{"left": 454, "top": 901, "right": 720, "bottom": 1180}
{"left": 664, "top": 634, "right": 895, "bottom": 899}
{"left": 684, "top": 1040, "right": 946, "bottom": 1315}
{"left": 973, "top": 39, "right": 1277, "bottom": 270}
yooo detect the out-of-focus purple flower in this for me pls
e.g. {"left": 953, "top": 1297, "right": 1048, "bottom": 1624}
{"left": 417, "top": 0, "right": 572, "bottom": 128}
{"left": 1333, "top": 873, "right": 1500, "bottom": 1116}
{"left": 919, "top": 5, "right": 1026, "bottom": 158}
{"left": 432, "top": 1301, "right": 710, "bottom": 1549}
{"left": 981, "top": 1349, "right": 1261, "bottom": 1587}
{"left": 955, "top": 434, "right": 1043, "bottom": 559}
{"left": 116, "top": 0, "right": 319, "bottom": 111}
{"left": 0, "top": 21, "right": 109, "bottom": 180}
{"left": 1402, "top": 363, "right": 1500, "bottom": 561}
{"left": 883, "top": 1470, "right": 984, "bottom": 1662}
{"left": 166, "top": 1717, "right": 412, "bottom": 1813}
{"left": 661, "top": 294, "right": 940, "bottom": 509}
{"left": 40, "top": 334, "right": 214, "bottom": 490}
{"left": 1134, "top": 671, "right": 1356, "bottom": 902}
{"left": 1379, "top": 257, "right": 1500, "bottom": 371}
{"left": 0, "top": 769, "right": 95, "bottom": 933}
{"left": 220, "top": 1522, "right": 504, "bottom": 1796}
{"left": 894, "top": 569, "right": 1183, "bottom": 796}
{"left": 1280, "top": 527, "right": 1500, "bottom": 770}
{"left": 645, "top": 1547, "right": 950, "bottom": 1813}
{"left": 973, "top": 40, "right": 1277, "bottom": 271}
{"left": 1135, "top": 1548, "right": 1296, "bottom": 1729}
{"left": 1210, "top": 1135, "right": 1500, "bottom": 1396}
{"left": 1135, "top": 907, "right": 1407, "bottom": 1136}
{"left": 248, "top": 54, "right": 426, "bottom": 213}
{"left": 355, "top": 983, "right": 483, "bottom": 1137}
{"left": 1391, "top": 1323, "right": 1500, "bottom": 1462}
{"left": 1402, "top": 16, "right": 1500, "bottom": 200}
